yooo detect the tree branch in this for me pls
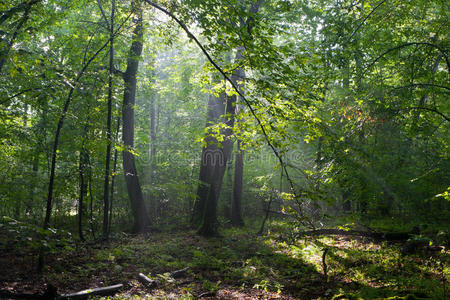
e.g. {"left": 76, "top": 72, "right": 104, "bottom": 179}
{"left": 96, "top": 0, "right": 111, "bottom": 30}
{"left": 408, "top": 106, "right": 449, "bottom": 122}
{"left": 0, "top": 0, "right": 41, "bottom": 26}
{"left": 0, "top": 3, "right": 32, "bottom": 73}
{"left": 361, "top": 42, "right": 450, "bottom": 79}
{"left": 347, "top": 0, "right": 388, "bottom": 43}
{"left": 389, "top": 83, "right": 450, "bottom": 93}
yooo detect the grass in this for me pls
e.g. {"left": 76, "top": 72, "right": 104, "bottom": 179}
{"left": 0, "top": 218, "right": 448, "bottom": 299}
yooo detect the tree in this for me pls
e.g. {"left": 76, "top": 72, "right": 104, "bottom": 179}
{"left": 100, "top": 0, "right": 116, "bottom": 239}
{"left": 232, "top": 140, "right": 244, "bottom": 226}
{"left": 121, "top": 1, "right": 150, "bottom": 233}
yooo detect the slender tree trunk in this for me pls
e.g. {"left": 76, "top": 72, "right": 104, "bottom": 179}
{"left": 108, "top": 115, "right": 120, "bottom": 235}
{"left": 258, "top": 192, "right": 273, "bottom": 235}
{"left": 148, "top": 94, "right": 156, "bottom": 219}
{"left": 88, "top": 164, "right": 96, "bottom": 240}
{"left": 225, "top": 151, "right": 233, "bottom": 221}
{"left": 232, "top": 140, "right": 244, "bottom": 226}
{"left": 121, "top": 2, "right": 150, "bottom": 233}
{"left": 39, "top": 32, "right": 111, "bottom": 272}
{"left": 78, "top": 124, "right": 89, "bottom": 241}
{"left": 230, "top": 49, "right": 245, "bottom": 227}
{"left": 150, "top": 95, "right": 156, "bottom": 162}
{"left": 102, "top": 0, "right": 115, "bottom": 239}
{"left": 27, "top": 154, "right": 39, "bottom": 215}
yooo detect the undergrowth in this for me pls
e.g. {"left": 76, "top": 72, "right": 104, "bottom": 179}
{"left": 0, "top": 218, "right": 448, "bottom": 299}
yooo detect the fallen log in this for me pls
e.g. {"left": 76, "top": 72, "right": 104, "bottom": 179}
{"left": 298, "top": 228, "right": 424, "bottom": 242}
{"left": 57, "top": 284, "right": 123, "bottom": 299}
{"left": 297, "top": 228, "right": 383, "bottom": 239}
{"left": 137, "top": 273, "right": 157, "bottom": 288}
{"left": 169, "top": 267, "right": 190, "bottom": 279}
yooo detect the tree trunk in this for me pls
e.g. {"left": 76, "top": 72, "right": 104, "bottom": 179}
{"left": 26, "top": 154, "right": 39, "bottom": 215}
{"left": 78, "top": 123, "right": 89, "bottom": 241}
{"left": 224, "top": 151, "right": 233, "bottom": 221}
{"left": 108, "top": 115, "right": 121, "bottom": 235}
{"left": 150, "top": 95, "right": 156, "bottom": 162}
{"left": 230, "top": 49, "right": 245, "bottom": 227}
{"left": 198, "top": 91, "right": 236, "bottom": 236}
{"left": 39, "top": 29, "right": 111, "bottom": 271}
{"left": 102, "top": 0, "right": 115, "bottom": 239}
{"left": 232, "top": 140, "right": 244, "bottom": 227}
{"left": 148, "top": 94, "right": 156, "bottom": 218}
{"left": 193, "top": 0, "right": 261, "bottom": 235}
{"left": 121, "top": 2, "right": 150, "bottom": 233}
{"left": 191, "top": 92, "right": 225, "bottom": 227}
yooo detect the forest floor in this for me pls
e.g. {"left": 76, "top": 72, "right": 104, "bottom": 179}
{"left": 0, "top": 220, "right": 448, "bottom": 299}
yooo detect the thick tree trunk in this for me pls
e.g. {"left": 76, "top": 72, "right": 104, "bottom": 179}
{"left": 121, "top": 3, "right": 150, "bottom": 233}
{"left": 191, "top": 92, "right": 225, "bottom": 227}
{"left": 198, "top": 92, "right": 236, "bottom": 236}
{"left": 193, "top": 1, "right": 261, "bottom": 235}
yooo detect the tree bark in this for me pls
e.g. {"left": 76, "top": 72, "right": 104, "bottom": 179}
{"left": 232, "top": 140, "right": 244, "bottom": 226}
{"left": 121, "top": 2, "right": 150, "bottom": 233}
{"left": 108, "top": 114, "right": 121, "bottom": 235}
{"left": 192, "top": 1, "right": 262, "bottom": 235}
{"left": 198, "top": 91, "right": 236, "bottom": 236}
{"left": 230, "top": 48, "right": 245, "bottom": 227}
{"left": 191, "top": 92, "right": 225, "bottom": 227}
{"left": 150, "top": 95, "right": 156, "bottom": 162}
{"left": 224, "top": 150, "right": 233, "bottom": 221}
{"left": 78, "top": 123, "right": 89, "bottom": 241}
{"left": 258, "top": 192, "right": 273, "bottom": 235}
{"left": 102, "top": 0, "right": 115, "bottom": 239}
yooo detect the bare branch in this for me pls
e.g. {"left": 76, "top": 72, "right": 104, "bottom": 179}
{"left": 408, "top": 106, "right": 449, "bottom": 122}
{"left": 96, "top": 0, "right": 110, "bottom": 30}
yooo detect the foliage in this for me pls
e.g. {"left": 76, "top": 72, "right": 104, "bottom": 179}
{"left": 0, "top": 0, "right": 448, "bottom": 297}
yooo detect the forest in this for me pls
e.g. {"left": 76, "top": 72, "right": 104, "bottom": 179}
{"left": 0, "top": 0, "right": 448, "bottom": 299}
